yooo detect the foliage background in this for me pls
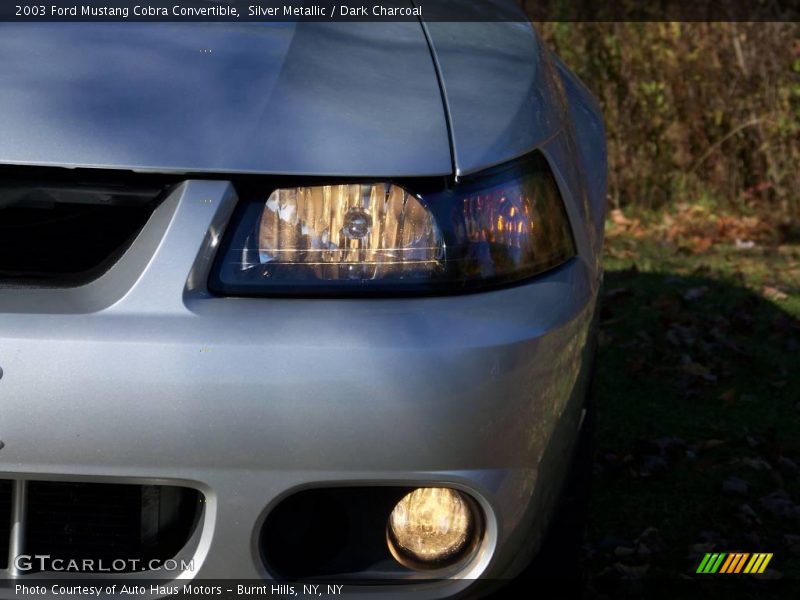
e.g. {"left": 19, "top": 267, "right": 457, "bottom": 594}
{"left": 537, "top": 23, "right": 800, "bottom": 220}
{"left": 530, "top": 22, "right": 800, "bottom": 588}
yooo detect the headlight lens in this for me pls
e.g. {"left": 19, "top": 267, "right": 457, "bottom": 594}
{"left": 210, "top": 152, "right": 575, "bottom": 295}
{"left": 255, "top": 184, "right": 443, "bottom": 281}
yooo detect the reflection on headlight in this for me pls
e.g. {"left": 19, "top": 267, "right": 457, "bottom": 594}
{"left": 255, "top": 184, "right": 443, "bottom": 280}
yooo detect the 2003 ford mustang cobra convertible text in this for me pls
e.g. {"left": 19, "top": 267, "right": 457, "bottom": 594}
{"left": 0, "top": 4, "right": 606, "bottom": 597}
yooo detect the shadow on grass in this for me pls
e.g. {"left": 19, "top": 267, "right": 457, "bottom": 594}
{"left": 584, "top": 267, "right": 800, "bottom": 598}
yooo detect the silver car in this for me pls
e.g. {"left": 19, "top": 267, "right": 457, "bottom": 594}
{"left": 0, "top": 8, "right": 606, "bottom": 598}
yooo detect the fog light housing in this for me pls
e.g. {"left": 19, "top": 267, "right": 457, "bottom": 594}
{"left": 387, "top": 488, "right": 477, "bottom": 569}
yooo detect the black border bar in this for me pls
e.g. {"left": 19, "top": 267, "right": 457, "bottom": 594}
{"left": 2, "top": 0, "right": 799, "bottom": 22}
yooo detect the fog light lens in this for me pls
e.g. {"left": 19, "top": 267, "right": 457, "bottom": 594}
{"left": 387, "top": 488, "right": 473, "bottom": 567}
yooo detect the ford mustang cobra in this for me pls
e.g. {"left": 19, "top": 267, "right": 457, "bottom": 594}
{"left": 0, "top": 4, "right": 606, "bottom": 597}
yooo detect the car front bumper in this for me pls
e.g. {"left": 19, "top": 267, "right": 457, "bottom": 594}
{"left": 0, "top": 181, "right": 597, "bottom": 597}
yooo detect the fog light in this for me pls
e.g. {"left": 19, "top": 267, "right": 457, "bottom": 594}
{"left": 387, "top": 488, "right": 474, "bottom": 568}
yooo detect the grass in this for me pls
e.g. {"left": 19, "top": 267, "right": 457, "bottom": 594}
{"left": 586, "top": 208, "right": 800, "bottom": 593}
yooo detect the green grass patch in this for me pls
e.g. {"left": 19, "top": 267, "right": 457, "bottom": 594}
{"left": 587, "top": 218, "right": 800, "bottom": 589}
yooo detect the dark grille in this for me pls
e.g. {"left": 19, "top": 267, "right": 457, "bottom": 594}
{"left": 27, "top": 482, "right": 146, "bottom": 565}
{"left": 0, "top": 202, "right": 154, "bottom": 285}
{"left": 0, "top": 480, "right": 11, "bottom": 569}
{"left": 0, "top": 169, "right": 173, "bottom": 287}
{"left": 2, "top": 480, "right": 201, "bottom": 573}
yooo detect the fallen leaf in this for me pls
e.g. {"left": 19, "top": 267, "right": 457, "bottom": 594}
{"left": 779, "top": 456, "right": 800, "bottom": 476}
{"left": 763, "top": 286, "right": 789, "bottom": 302}
{"left": 637, "top": 527, "right": 665, "bottom": 554}
{"left": 596, "top": 537, "right": 636, "bottom": 551}
{"left": 611, "top": 208, "right": 634, "bottom": 227}
{"left": 696, "top": 439, "right": 726, "bottom": 451}
{"left": 689, "top": 236, "right": 713, "bottom": 254}
{"left": 639, "top": 455, "right": 668, "bottom": 476}
{"left": 683, "top": 286, "right": 709, "bottom": 301}
{"left": 760, "top": 490, "right": 800, "bottom": 519}
{"left": 738, "top": 504, "right": 761, "bottom": 525}
{"left": 680, "top": 358, "right": 717, "bottom": 382}
{"left": 742, "top": 457, "right": 773, "bottom": 471}
{"left": 722, "top": 477, "right": 749, "bottom": 495}
{"left": 612, "top": 562, "right": 650, "bottom": 580}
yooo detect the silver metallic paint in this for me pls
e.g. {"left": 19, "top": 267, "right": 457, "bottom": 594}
{"left": 0, "top": 22, "right": 451, "bottom": 177}
{"left": 0, "top": 177, "right": 596, "bottom": 586}
{"left": 424, "top": 18, "right": 563, "bottom": 177}
{"left": 0, "top": 17, "right": 606, "bottom": 594}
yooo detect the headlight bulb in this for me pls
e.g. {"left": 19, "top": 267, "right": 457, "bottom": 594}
{"left": 342, "top": 208, "right": 372, "bottom": 240}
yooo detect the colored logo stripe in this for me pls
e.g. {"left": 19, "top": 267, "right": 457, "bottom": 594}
{"left": 697, "top": 553, "right": 726, "bottom": 573}
{"left": 719, "top": 553, "right": 736, "bottom": 573}
{"left": 696, "top": 553, "right": 713, "bottom": 573}
{"left": 733, "top": 553, "right": 749, "bottom": 573}
{"left": 744, "top": 553, "right": 773, "bottom": 574}
{"left": 720, "top": 553, "right": 749, "bottom": 573}
{"left": 697, "top": 552, "right": 773, "bottom": 574}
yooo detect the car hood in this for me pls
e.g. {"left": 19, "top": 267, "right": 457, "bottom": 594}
{"left": 422, "top": 2, "right": 562, "bottom": 176}
{"left": 0, "top": 22, "right": 452, "bottom": 177}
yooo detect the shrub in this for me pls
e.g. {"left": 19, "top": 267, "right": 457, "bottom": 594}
{"left": 535, "top": 23, "right": 800, "bottom": 215}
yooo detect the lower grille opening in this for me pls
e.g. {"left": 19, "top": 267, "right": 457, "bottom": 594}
{"left": 261, "top": 487, "right": 415, "bottom": 580}
{"left": 262, "top": 487, "right": 484, "bottom": 581}
{"left": 0, "top": 481, "right": 11, "bottom": 569}
{"left": 23, "top": 482, "right": 202, "bottom": 573}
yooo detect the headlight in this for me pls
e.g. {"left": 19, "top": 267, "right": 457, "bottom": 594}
{"left": 253, "top": 183, "right": 443, "bottom": 281}
{"left": 210, "top": 152, "right": 575, "bottom": 296}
